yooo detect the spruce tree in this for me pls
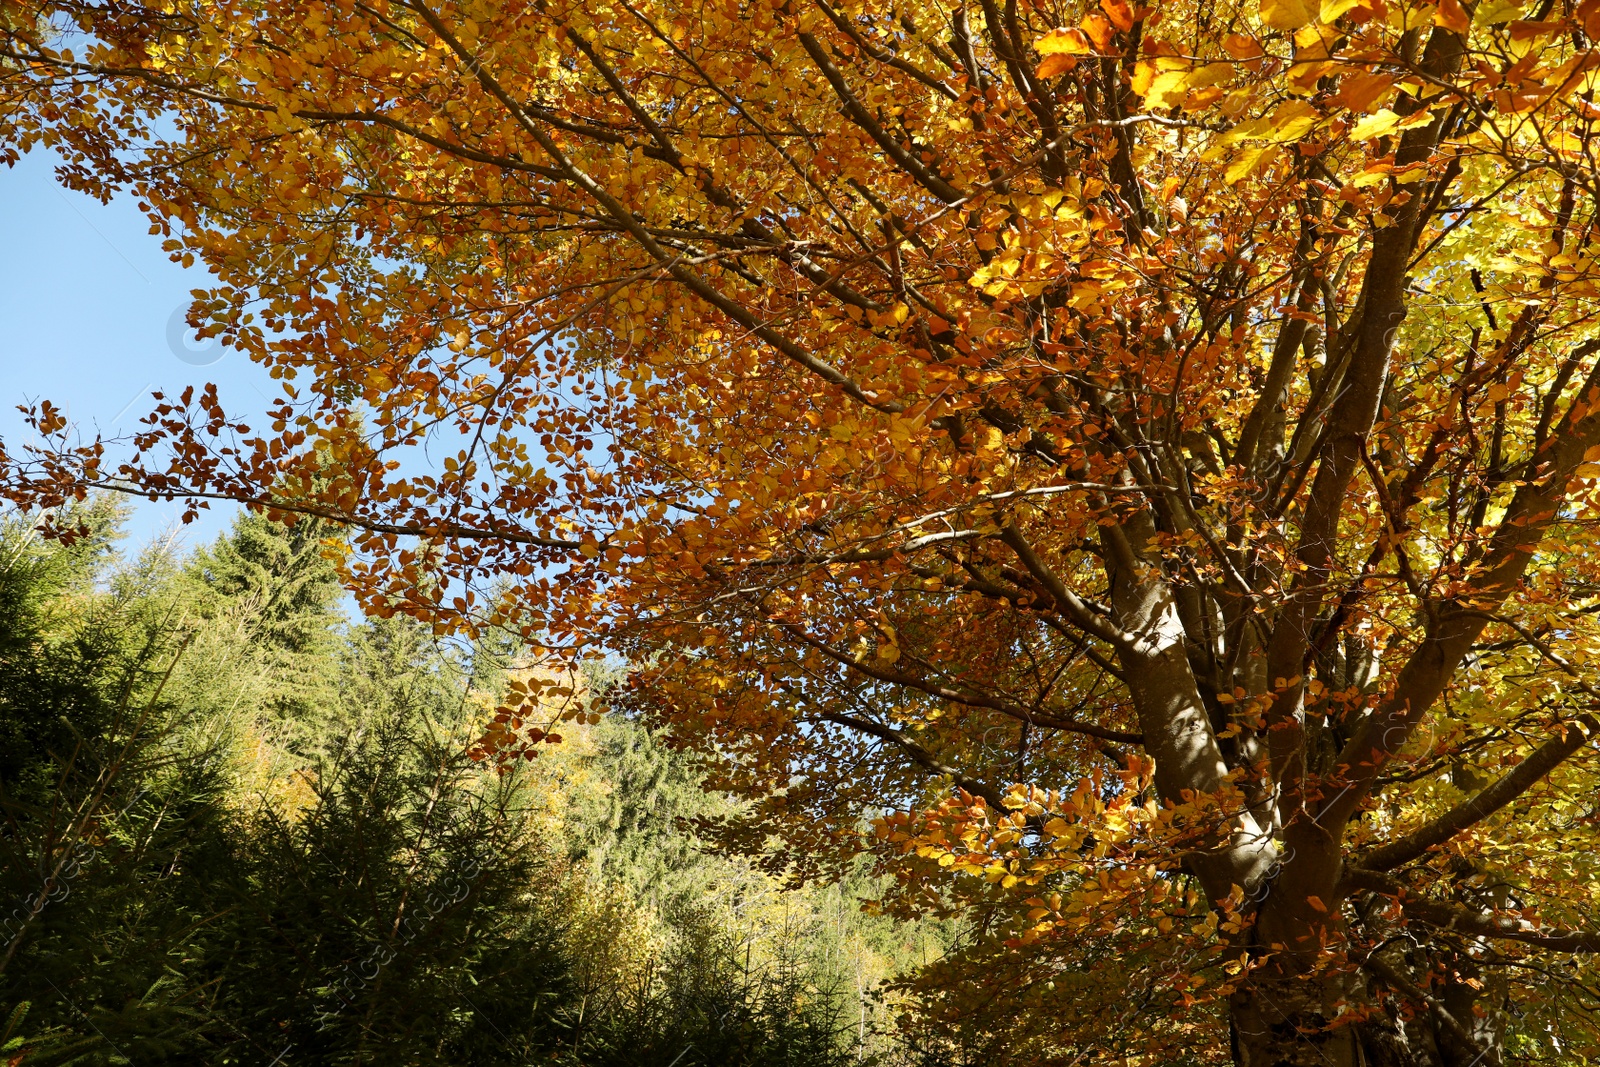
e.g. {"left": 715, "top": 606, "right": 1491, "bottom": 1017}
{"left": 182, "top": 512, "right": 344, "bottom": 752}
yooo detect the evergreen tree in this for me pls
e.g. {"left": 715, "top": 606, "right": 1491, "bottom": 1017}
{"left": 0, "top": 508, "right": 896, "bottom": 1066}
{"left": 564, "top": 715, "right": 733, "bottom": 912}
{"left": 185, "top": 512, "right": 342, "bottom": 653}
{"left": 182, "top": 512, "right": 344, "bottom": 749}
{"left": 0, "top": 500, "right": 233, "bottom": 1063}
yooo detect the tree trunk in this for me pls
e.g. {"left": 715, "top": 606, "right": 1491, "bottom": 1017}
{"left": 1229, "top": 959, "right": 1504, "bottom": 1067}
{"left": 1229, "top": 972, "right": 1363, "bottom": 1067}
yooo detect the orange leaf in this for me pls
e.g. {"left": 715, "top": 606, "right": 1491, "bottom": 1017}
{"left": 1509, "top": 19, "right": 1562, "bottom": 41}
{"left": 1100, "top": 0, "right": 1136, "bottom": 31}
{"left": 1081, "top": 12, "right": 1116, "bottom": 51}
{"left": 1434, "top": 0, "right": 1471, "bottom": 33}
{"left": 1222, "top": 33, "right": 1266, "bottom": 60}
{"left": 1333, "top": 71, "right": 1395, "bottom": 113}
{"left": 1036, "top": 53, "right": 1079, "bottom": 78}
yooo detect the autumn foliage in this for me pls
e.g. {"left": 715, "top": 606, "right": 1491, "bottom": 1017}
{"left": 7, "top": 0, "right": 1600, "bottom": 1059}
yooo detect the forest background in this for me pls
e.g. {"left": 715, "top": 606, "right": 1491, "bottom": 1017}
{"left": 0, "top": 497, "right": 958, "bottom": 1065}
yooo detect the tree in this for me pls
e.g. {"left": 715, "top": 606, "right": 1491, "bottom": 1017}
{"left": 7, "top": 0, "right": 1600, "bottom": 1060}
{"left": 0, "top": 509, "right": 887, "bottom": 1066}
{"left": 185, "top": 512, "right": 343, "bottom": 659}
{"left": 182, "top": 511, "right": 348, "bottom": 749}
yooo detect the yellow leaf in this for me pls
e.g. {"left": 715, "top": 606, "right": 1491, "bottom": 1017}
{"left": 1474, "top": 0, "right": 1523, "bottom": 24}
{"left": 1228, "top": 99, "right": 1321, "bottom": 143}
{"left": 1035, "top": 27, "right": 1092, "bottom": 54}
{"left": 1140, "top": 63, "right": 1232, "bottom": 109}
{"left": 1349, "top": 108, "right": 1403, "bottom": 140}
{"left": 1288, "top": 61, "right": 1337, "bottom": 94}
{"left": 1130, "top": 56, "right": 1192, "bottom": 98}
{"left": 1319, "top": 0, "right": 1366, "bottom": 19}
{"left": 1225, "top": 143, "right": 1280, "bottom": 183}
{"left": 1142, "top": 69, "right": 1191, "bottom": 109}
{"left": 1272, "top": 100, "right": 1323, "bottom": 140}
{"left": 1294, "top": 22, "right": 1338, "bottom": 51}
{"left": 1260, "top": 0, "right": 1319, "bottom": 30}
{"left": 1130, "top": 59, "right": 1160, "bottom": 96}
{"left": 1351, "top": 166, "right": 1391, "bottom": 187}
{"left": 975, "top": 425, "right": 1006, "bottom": 457}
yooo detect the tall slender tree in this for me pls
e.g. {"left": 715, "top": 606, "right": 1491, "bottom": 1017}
{"left": 183, "top": 511, "right": 346, "bottom": 745}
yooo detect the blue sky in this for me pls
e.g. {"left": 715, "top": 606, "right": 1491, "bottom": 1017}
{"left": 1, "top": 149, "right": 273, "bottom": 549}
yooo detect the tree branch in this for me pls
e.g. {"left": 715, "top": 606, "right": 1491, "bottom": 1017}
{"left": 816, "top": 711, "right": 1011, "bottom": 810}
{"left": 998, "top": 522, "right": 1133, "bottom": 648}
{"left": 1344, "top": 869, "right": 1600, "bottom": 953}
{"left": 1323, "top": 352, "right": 1600, "bottom": 830}
{"left": 1361, "top": 952, "right": 1486, "bottom": 1058}
{"left": 776, "top": 621, "right": 1142, "bottom": 744}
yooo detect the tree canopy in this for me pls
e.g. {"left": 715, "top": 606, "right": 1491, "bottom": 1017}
{"left": 7, "top": 0, "right": 1600, "bottom": 1061}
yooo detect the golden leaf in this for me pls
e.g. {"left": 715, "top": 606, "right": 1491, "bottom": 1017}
{"left": 1225, "top": 143, "right": 1280, "bottom": 183}
{"left": 1260, "top": 0, "right": 1320, "bottom": 30}
{"left": 1140, "top": 63, "right": 1232, "bottom": 110}
{"left": 1035, "top": 27, "right": 1092, "bottom": 55}
{"left": 1036, "top": 53, "right": 1078, "bottom": 79}
{"left": 1349, "top": 108, "right": 1403, "bottom": 140}
{"left": 1081, "top": 11, "right": 1116, "bottom": 50}
{"left": 1319, "top": 0, "right": 1368, "bottom": 20}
